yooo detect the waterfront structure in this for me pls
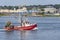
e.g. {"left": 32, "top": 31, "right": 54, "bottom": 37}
{"left": 0, "top": 7, "right": 27, "bottom": 13}
{"left": 44, "top": 6, "right": 57, "bottom": 13}
{"left": 57, "top": 8, "right": 60, "bottom": 13}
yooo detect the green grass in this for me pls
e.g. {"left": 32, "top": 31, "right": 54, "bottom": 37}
{"left": 0, "top": 14, "right": 6, "bottom": 16}
{"left": 42, "top": 15, "right": 60, "bottom": 17}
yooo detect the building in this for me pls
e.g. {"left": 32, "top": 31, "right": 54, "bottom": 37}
{"left": 0, "top": 7, "right": 27, "bottom": 13}
{"left": 44, "top": 6, "right": 57, "bottom": 13}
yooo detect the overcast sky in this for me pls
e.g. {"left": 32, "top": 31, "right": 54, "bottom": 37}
{"left": 0, "top": 0, "right": 60, "bottom": 6}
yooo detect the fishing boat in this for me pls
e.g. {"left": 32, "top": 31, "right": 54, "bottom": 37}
{"left": 4, "top": 23, "right": 37, "bottom": 31}
{"left": 4, "top": 12, "right": 37, "bottom": 31}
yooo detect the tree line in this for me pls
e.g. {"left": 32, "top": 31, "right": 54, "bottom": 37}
{"left": 0, "top": 4, "right": 60, "bottom": 10}
{"left": 0, "top": 6, "right": 19, "bottom": 10}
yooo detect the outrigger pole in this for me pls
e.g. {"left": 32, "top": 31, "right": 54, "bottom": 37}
{"left": 20, "top": 13, "right": 23, "bottom": 26}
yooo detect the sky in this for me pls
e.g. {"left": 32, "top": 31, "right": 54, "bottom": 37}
{"left": 0, "top": 0, "right": 60, "bottom": 6}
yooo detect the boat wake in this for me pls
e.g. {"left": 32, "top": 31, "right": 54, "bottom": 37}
{"left": 0, "top": 29, "right": 5, "bottom": 31}
{"left": 32, "top": 27, "right": 38, "bottom": 30}
{"left": 0, "top": 29, "right": 6, "bottom": 32}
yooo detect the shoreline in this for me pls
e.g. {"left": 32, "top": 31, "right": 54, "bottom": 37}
{"left": 0, "top": 12, "right": 60, "bottom": 17}
{"left": 1, "top": 14, "right": 60, "bottom": 17}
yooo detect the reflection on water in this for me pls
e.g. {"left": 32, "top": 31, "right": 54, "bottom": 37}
{"left": 1, "top": 30, "right": 38, "bottom": 40}
{"left": 20, "top": 30, "right": 38, "bottom": 40}
{"left": 20, "top": 31, "right": 29, "bottom": 40}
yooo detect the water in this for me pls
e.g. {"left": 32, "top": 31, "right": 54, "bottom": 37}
{"left": 0, "top": 16, "right": 60, "bottom": 40}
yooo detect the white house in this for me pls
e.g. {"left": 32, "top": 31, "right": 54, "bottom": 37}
{"left": 44, "top": 6, "right": 57, "bottom": 13}
{"left": 17, "top": 7, "right": 27, "bottom": 12}
{"left": 0, "top": 7, "right": 27, "bottom": 13}
{"left": 57, "top": 8, "right": 60, "bottom": 13}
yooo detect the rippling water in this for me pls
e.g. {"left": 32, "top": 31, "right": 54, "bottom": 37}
{"left": 0, "top": 16, "right": 60, "bottom": 40}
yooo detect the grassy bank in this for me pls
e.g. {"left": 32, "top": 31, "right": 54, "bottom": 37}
{"left": 0, "top": 14, "right": 6, "bottom": 16}
{"left": 0, "top": 13, "right": 60, "bottom": 17}
{"left": 26, "top": 14, "right": 60, "bottom": 17}
{"left": 42, "top": 15, "right": 60, "bottom": 17}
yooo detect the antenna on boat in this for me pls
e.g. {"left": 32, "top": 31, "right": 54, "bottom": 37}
{"left": 20, "top": 13, "right": 23, "bottom": 26}
{"left": 18, "top": 6, "right": 23, "bottom": 26}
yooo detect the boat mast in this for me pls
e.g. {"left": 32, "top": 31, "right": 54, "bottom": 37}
{"left": 20, "top": 13, "right": 23, "bottom": 26}
{"left": 19, "top": 6, "right": 23, "bottom": 26}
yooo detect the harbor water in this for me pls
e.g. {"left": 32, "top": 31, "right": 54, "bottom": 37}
{"left": 0, "top": 16, "right": 60, "bottom": 40}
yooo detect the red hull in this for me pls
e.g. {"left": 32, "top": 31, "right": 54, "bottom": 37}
{"left": 16, "top": 24, "right": 37, "bottom": 30}
{"left": 4, "top": 27, "right": 14, "bottom": 31}
{"left": 4, "top": 24, "right": 37, "bottom": 31}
